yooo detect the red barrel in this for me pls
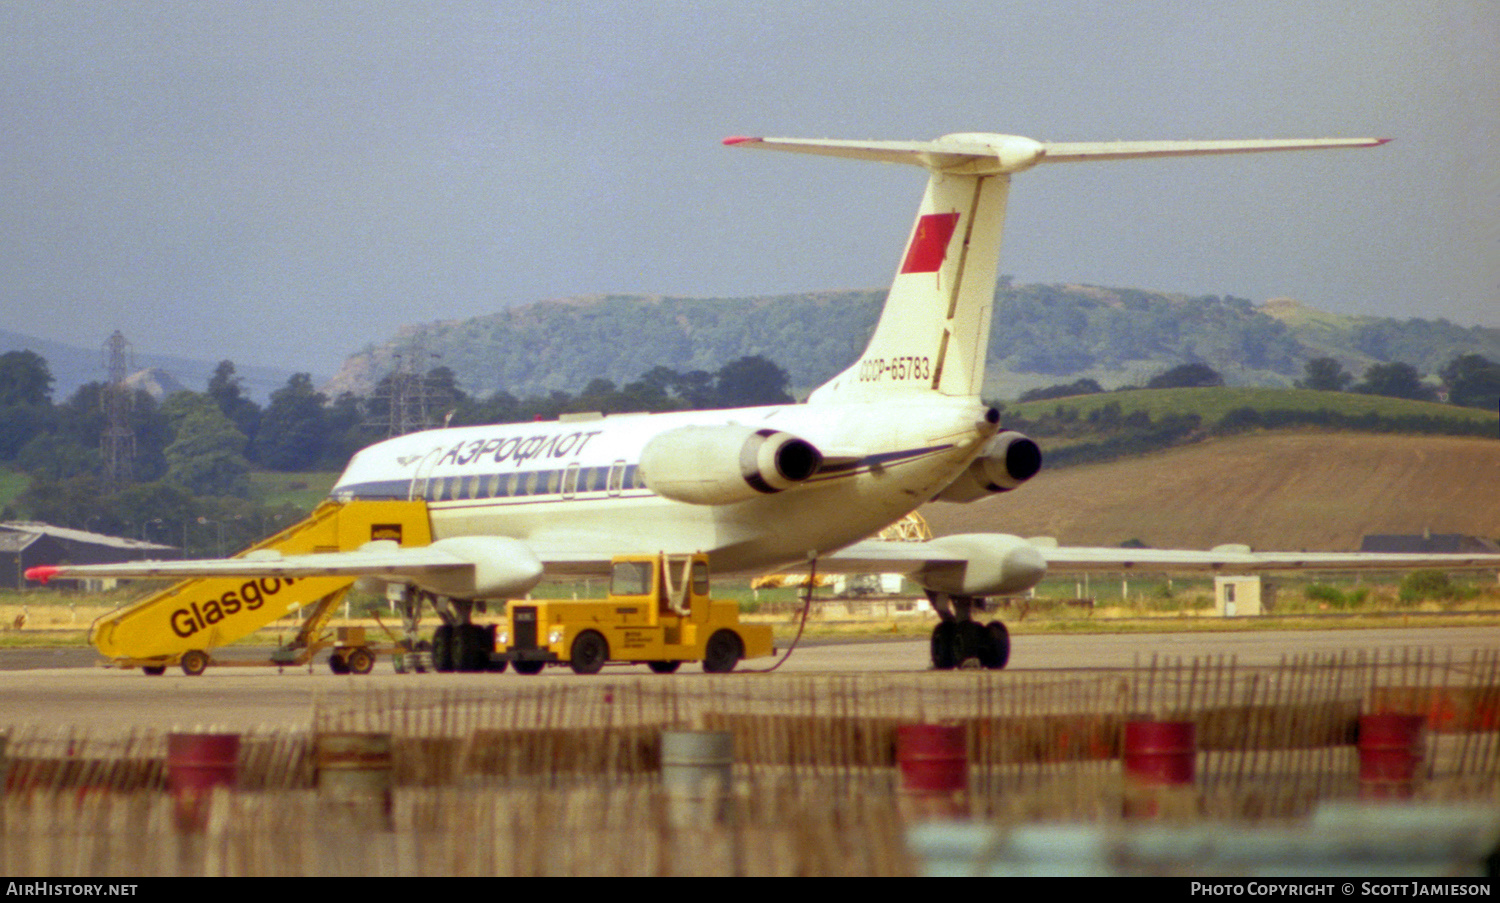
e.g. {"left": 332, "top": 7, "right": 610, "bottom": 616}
{"left": 1123, "top": 721, "right": 1196, "bottom": 785}
{"left": 896, "top": 724, "right": 968, "bottom": 792}
{"left": 167, "top": 732, "right": 240, "bottom": 831}
{"left": 1358, "top": 713, "right": 1425, "bottom": 799}
{"left": 896, "top": 724, "right": 967, "bottom": 818}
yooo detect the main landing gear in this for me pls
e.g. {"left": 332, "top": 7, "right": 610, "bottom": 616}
{"left": 429, "top": 595, "right": 503, "bottom": 673}
{"left": 926, "top": 591, "right": 1010, "bottom": 670}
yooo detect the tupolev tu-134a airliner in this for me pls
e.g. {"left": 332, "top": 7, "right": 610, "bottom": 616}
{"left": 31, "top": 132, "right": 1500, "bottom": 669}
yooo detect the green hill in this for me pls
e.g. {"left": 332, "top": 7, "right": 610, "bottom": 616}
{"left": 325, "top": 285, "right": 1500, "bottom": 402}
{"left": 1002, "top": 387, "right": 1497, "bottom": 469}
{"left": 1011, "top": 386, "right": 1497, "bottom": 432}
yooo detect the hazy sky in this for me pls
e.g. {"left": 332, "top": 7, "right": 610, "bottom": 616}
{"left": 2, "top": 1, "right": 1495, "bottom": 377}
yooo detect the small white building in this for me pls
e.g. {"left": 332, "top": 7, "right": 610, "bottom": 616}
{"left": 1214, "top": 575, "right": 1274, "bottom": 616}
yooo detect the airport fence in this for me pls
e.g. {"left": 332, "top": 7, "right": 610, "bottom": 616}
{"left": 2, "top": 648, "right": 1499, "bottom": 874}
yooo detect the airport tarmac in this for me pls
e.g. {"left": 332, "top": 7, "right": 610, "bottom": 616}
{"left": 2, "top": 625, "right": 1497, "bottom": 732}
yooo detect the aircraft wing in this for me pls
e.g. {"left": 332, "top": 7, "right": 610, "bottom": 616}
{"left": 800, "top": 535, "right": 1500, "bottom": 599}
{"left": 26, "top": 545, "right": 465, "bottom": 583}
{"left": 1035, "top": 545, "right": 1500, "bottom": 575}
{"left": 24, "top": 535, "right": 555, "bottom": 599}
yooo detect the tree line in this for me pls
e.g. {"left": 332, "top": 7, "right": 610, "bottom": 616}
{"left": 1005, "top": 355, "right": 1499, "bottom": 472}
{"left": 1019, "top": 355, "right": 1500, "bottom": 409}
{"left": 0, "top": 349, "right": 792, "bottom": 551}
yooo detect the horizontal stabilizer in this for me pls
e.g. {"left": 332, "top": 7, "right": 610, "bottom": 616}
{"left": 1041, "top": 137, "right": 1390, "bottom": 163}
{"left": 727, "top": 133, "right": 1388, "bottom": 175}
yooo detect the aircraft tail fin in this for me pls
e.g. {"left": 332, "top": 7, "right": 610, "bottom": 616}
{"left": 726, "top": 134, "right": 1387, "bottom": 403}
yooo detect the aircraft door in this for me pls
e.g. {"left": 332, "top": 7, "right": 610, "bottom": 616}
{"left": 408, "top": 447, "right": 445, "bottom": 501}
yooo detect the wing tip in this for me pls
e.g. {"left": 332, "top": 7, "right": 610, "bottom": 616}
{"left": 24, "top": 565, "right": 60, "bottom": 585}
{"left": 723, "top": 135, "right": 762, "bottom": 146}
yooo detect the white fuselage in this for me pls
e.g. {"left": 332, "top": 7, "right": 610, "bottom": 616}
{"left": 331, "top": 393, "right": 993, "bottom": 575}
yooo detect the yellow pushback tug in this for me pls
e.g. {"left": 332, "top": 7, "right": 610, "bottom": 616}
{"left": 490, "top": 553, "right": 775, "bottom": 675}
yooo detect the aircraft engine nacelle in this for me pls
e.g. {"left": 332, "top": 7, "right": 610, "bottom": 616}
{"left": 911, "top": 533, "right": 1048, "bottom": 597}
{"left": 639, "top": 425, "right": 823, "bottom": 506}
{"left": 932, "top": 431, "right": 1042, "bottom": 503}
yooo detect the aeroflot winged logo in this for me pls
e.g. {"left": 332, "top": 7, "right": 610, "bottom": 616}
{"left": 900, "top": 212, "right": 961, "bottom": 274}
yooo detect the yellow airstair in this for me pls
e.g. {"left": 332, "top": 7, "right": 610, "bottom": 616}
{"left": 90, "top": 499, "right": 432, "bottom": 675}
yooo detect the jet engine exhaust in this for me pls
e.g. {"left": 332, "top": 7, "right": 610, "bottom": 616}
{"left": 640, "top": 424, "right": 824, "bottom": 505}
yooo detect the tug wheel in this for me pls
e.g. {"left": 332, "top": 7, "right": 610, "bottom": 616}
{"left": 702, "top": 631, "right": 742, "bottom": 674}
{"left": 570, "top": 631, "right": 609, "bottom": 675}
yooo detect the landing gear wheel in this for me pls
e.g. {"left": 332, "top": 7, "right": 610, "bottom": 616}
{"left": 647, "top": 660, "right": 682, "bottom": 674}
{"left": 455, "top": 624, "right": 489, "bottom": 672}
{"left": 980, "top": 620, "right": 1010, "bottom": 670}
{"left": 930, "top": 622, "right": 958, "bottom": 671}
{"left": 488, "top": 658, "right": 509, "bottom": 674}
{"left": 410, "top": 640, "right": 432, "bottom": 673}
{"left": 328, "top": 654, "right": 351, "bottom": 675}
{"left": 142, "top": 665, "right": 166, "bottom": 676}
{"left": 345, "top": 647, "right": 375, "bottom": 675}
{"left": 569, "top": 630, "right": 609, "bottom": 675}
{"left": 956, "top": 621, "right": 987, "bottom": 667}
{"left": 180, "top": 649, "right": 209, "bottom": 677}
{"left": 513, "top": 660, "right": 545, "bottom": 675}
{"left": 702, "top": 630, "right": 742, "bottom": 674}
{"left": 432, "top": 624, "right": 455, "bottom": 672}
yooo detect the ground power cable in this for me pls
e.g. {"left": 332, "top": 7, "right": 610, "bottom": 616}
{"left": 742, "top": 557, "right": 817, "bottom": 673}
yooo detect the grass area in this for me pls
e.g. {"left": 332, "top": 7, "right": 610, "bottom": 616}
{"left": 247, "top": 471, "right": 341, "bottom": 509}
{"left": 0, "top": 467, "right": 30, "bottom": 511}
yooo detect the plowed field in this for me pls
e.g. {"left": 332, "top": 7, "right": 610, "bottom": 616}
{"left": 922, "top": 432, "right": 1500, "bottom": 551}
